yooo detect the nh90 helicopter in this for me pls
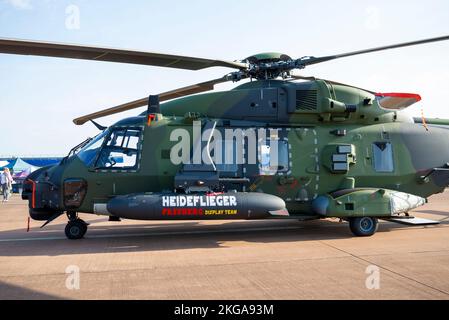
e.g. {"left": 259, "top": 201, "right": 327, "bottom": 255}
{"left": 1, "top": 35, "right": 449, "bottom": 239}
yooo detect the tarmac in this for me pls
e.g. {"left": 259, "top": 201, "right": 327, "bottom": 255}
{"left": 0, "top": 190, "right": 448, "bottom": 300}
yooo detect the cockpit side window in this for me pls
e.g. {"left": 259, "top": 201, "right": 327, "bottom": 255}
{"left": 95, "top": 127, "right": 143, "bottom": 170}
{"left": 372, "top": 142, "right": 394, "bottom": 172}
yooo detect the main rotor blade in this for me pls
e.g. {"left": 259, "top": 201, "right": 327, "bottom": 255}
{"left": 73, "top": 75, "right": 237, "bottom": 125}
{"left": 0, "top": 38, "right": 246, "bottom": 70}
{"left": 301, "top": 35, "right": 449, "bottom": 66}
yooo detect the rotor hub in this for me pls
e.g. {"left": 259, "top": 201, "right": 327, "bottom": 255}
{"left": 244, "top": 52, "right": 292, "bottom": 64}
{"left": 241, "top": 52, "right": 298, "bottom": 80}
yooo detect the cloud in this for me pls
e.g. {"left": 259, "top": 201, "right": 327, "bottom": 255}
{"left": 3, "top": 0, "right": 33, "bottom": 10}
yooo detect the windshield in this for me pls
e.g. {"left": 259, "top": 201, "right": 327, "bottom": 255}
{"left": 77, "top": 130, "right": 109, "bottom": 167}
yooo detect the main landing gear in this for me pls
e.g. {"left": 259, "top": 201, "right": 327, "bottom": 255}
{"left": 65, "top": 211, "right": 88, "bottom": 240}
{"left": 349, "top": 217, "right": 379, "bottom": 237}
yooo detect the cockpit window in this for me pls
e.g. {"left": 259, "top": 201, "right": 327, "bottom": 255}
{"left": 372, "top": 142, "right": 394, "bottom": 172}
{"left": 77, "top": 130, "right": 109, "bottom": 167}
{"left": 95, "top": 128, "right": 143, "bottom": 169}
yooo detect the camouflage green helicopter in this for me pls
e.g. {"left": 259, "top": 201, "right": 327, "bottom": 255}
{"left": 1, "top": 35, "right": 449, "bottom": 239}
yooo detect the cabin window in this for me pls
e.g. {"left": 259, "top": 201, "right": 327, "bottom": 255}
{"left": 372, "top": 142, "right": 394, "bottom": 172}
{"left": 95, "top": 127, "right": 142, "bottom": 169}
{"left": 215, "top": 140, "right": 239, "bottom": 173}
{"left": 259, "top": 140, "right": 289, "bottom": 175}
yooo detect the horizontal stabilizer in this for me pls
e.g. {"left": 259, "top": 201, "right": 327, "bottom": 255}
{"left": 414, "top": 117, "right": 449, "bottom": 126}
{"left": 376, "top": 92, "right": 421, "bottom": 110}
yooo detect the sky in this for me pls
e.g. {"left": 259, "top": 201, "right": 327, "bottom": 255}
{"left": 1, "top": 0, "right": 449, "bottom": 156}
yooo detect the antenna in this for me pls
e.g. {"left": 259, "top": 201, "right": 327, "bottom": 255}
{"left": 148, "top": 95, "right": 160, "bottom": 114}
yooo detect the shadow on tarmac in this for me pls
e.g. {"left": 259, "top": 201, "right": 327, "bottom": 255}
{"left": 0, "top": 280, "right": 60, "bottom": 300}
{"left": 0, "top": 215, "right": 445, "bottom": 257}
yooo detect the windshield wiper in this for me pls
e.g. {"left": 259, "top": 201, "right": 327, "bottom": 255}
{"left": 61, "top": 137, "right": 93, "bottom": 164}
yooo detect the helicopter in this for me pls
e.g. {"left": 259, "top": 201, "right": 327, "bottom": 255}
{"left": 1, "top": 35, "right": 449, "bottom": 240}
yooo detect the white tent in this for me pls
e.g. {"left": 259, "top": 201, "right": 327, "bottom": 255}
{"left": 0, "top": 160, "right": 9, "bottom": 168}
{"left": 5, "top": 158, "right": 39, "bottom": 179}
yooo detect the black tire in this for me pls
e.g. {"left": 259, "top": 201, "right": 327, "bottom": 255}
{"left": 65, "top": 219, "right": 87, "bottom": 240}
{"left": 349, "top": 217, "right": 378, "bottom": 237}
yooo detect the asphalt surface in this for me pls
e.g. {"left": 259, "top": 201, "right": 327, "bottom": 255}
{"left": 0, "top": 191, "right": 448, "bottom": 300}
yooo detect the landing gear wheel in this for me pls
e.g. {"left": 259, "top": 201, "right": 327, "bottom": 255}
{"left": 65, "top": 219, "right": 88, "bottom": 240}
{"left": 349, "top": 217, "right": 378, "bottom": 237}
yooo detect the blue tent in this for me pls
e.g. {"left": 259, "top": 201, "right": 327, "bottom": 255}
{"left": 1, "top": 158, "right": 40, "bottom": 193}
{"left": 2, "top": 158, "right": 39, "bottom": 175}
{"left": 23, "top": 157, "right": 62, "bottom": 167}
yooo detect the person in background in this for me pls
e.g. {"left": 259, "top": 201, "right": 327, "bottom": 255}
{"left": 1, "top": 168, "right": 13, "bottom": 202}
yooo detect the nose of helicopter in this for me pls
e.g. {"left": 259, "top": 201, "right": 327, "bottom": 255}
{"left": 22, "top": 165, "right": 63, "bottom": 221}
{"left": 401, "top": 123, "right": 449, "bottom": 189}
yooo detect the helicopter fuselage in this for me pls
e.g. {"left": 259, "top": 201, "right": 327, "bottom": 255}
{"left": 3, "top": 34, "right": 448, "bottom": 238}
{"left": 22, "top": 80, "right": 449, "bottom": 234}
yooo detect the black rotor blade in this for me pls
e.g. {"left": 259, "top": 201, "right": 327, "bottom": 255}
{"left": 73, "top": 75, "right": 240, "bottom": 125}
{"left": 0, "top": 38, "right": 246, "bottom": 71}
{"left": 300, "top": 35, "right": 449, "bottom": 66}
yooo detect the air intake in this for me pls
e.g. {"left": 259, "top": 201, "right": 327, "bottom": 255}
{"left": 296, "top": 90, "right": 317, "bottom": 111}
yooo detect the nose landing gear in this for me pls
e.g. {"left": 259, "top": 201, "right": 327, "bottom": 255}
{"left": 65, "top": 211, "right": 88, "bottom": 240}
